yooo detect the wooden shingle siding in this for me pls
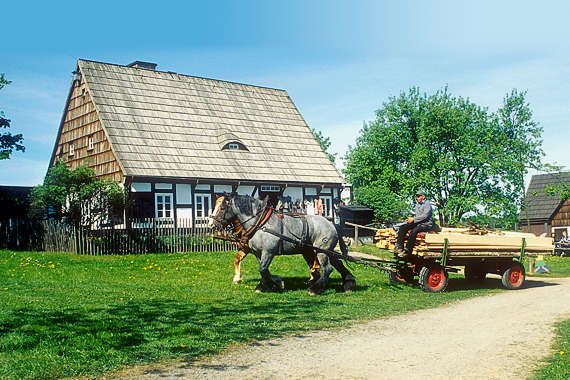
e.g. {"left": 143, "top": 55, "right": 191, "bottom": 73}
{"left": 52, "top": 79, "right": 123, "bottom": 182}
{"left": 78, "top": 60, "right": 344, "bottom": 185}
{"left": 552, "top": 200, "right": 570, "bottom": 227}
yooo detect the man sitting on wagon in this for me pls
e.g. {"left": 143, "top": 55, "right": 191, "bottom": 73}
{"left": 393, "top": 190, "right": 437, "bottom": 258}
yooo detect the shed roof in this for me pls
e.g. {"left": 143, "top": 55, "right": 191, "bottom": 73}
{"left": 524, "top": 172, "right": 570, "bottom": 221}
{"left": 78, "top": 59, "right": 344, "bottom": 184}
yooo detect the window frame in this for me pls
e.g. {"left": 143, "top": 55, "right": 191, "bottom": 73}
{"left": 87, "top": 135, "right": 94, "bottom": 150}
{"left": 194, "top": 193, "right": 212, "bottom": 226}
{"left": 155, "top": 193, "right": 174, "bottom": 220}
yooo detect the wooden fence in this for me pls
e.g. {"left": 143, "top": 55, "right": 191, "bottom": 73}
{"left": 0, "top": 218, "right": 236, "bottom": 255}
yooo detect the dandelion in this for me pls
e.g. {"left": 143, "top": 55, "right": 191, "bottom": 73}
{"left": 560, "top": 351, "right": 565, "bottom": 355}
{"left": 2, "top": 288, "right": 7, "bottom": 290}
{"left": 120, "top": 297, "right": 124, "bottom": 301}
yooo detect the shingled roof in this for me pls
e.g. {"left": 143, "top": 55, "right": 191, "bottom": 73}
{"left": 524, "top": 172, "right": 570, "bottom": 220}
{"left": 78, "top": 59, "right": 343, "bottom": 184}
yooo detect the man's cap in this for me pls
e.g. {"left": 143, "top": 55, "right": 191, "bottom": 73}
{"left": 415, "top": 190, "right": 426, "bottom": 196}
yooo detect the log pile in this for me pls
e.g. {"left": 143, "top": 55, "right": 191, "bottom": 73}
{"left": 375, "top": 226, "right": 553, "bottom": 258}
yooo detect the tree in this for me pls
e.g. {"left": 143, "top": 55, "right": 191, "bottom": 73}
{"left": 311, "top": 128, "right": 337, "bottom": 164}
{"left": 343, "top": 87, "right": 544, "bottom": 225}
{"left": 544, "top": 173, "right": 570, "bottom": 201}
{"left": 30, "top": 161, "right": 129, "bottom": 226}
{"left": 0, "top": 74, "right": 25, "bottom": 160}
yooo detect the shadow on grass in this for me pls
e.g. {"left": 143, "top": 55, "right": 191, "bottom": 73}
{"left": 0, "top": 294, "right": 348, "bottom": 376}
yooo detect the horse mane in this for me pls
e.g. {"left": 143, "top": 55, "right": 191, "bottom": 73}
{"left": 231, "top": 194, "right": 262, "bottom": 215}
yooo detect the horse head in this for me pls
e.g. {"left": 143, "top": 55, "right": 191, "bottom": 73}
{"left": 208, "top": 193, "right": 236, "bottom": 231}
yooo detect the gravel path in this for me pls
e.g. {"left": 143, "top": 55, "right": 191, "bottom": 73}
{"left": 119, "top": 276, "right": 570, "bottom": 380}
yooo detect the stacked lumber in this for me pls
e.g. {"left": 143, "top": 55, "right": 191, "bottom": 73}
{"left": 375, "top": 226, "right": 553, "bottom": 258}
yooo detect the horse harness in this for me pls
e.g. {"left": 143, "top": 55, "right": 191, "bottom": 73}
{"left": 214, "top": 203, "right": 311, "bottom": 251}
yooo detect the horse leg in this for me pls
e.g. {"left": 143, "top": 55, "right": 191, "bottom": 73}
{"left": 302, "top": 250, "right": 321, "bottom": 285}
{"left": 255, "top": 251, "right": 283, "bottom": 293}
{"left": 233, "top": 246, "right": 248, "bottom": 284}
{"left": 329, "top": 254, "right": 356, "bottom": 292}
{"left": 308, "top": 252, "right": 333, "bottom": 295}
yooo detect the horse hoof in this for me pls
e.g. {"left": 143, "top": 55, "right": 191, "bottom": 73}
{"left": 343, "top": 280, "right": 356, "bottom": 293}
{"left": 307, "top": 287, "right": 323, "bottom": 296}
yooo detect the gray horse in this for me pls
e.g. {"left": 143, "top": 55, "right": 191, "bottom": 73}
{"left": 208, "top": 194, "right": 356, "bottom": 295}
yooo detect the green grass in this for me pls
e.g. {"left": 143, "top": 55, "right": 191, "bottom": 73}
{"left": 527, "top": 255, "right": 570, "bottom": 277}
{"left": 0, "top": 249, "right": 504, "bottom": 379}
{"left": 530, "top": 319, "right": 570, "bottom": 380}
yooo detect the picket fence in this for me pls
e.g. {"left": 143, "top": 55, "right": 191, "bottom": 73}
{"left": 0, "top": 218, "right": 236, "bottom": 255}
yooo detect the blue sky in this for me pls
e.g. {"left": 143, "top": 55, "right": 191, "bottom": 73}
{"left": 2, "top": 0, "right": 569, "bottom": 187}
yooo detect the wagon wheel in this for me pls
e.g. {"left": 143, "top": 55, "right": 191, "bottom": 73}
{"left": 464, "top": 265, "right": 486, "bottom": 282}
{"left": 419, "top": 264, "right": 448, "bottom": 293}
{"left": 501, "top": 262, "right": 526, "bottom": 290}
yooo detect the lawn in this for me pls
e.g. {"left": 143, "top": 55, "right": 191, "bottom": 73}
{"left": 0, "top": 248, "right": 503, "bottom": 379}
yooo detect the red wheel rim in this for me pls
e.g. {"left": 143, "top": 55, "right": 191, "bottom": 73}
{"left": 509, "top": 266, "right": 524, "bottom": 286}
{"left": 427, "top": 267, "right": 445, "bottom": 290}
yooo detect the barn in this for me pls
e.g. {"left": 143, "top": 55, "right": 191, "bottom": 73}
{"left": 522, "top": 172, "right": 570, "bottom": 239}
{"left": 49, "top": 59, "right": 344, "bottom": 227}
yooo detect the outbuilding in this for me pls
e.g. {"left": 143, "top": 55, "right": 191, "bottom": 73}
{"left": 522, "top": 172, "right": 570, "bottom": 239}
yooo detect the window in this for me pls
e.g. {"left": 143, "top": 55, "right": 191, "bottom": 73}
{"left": 88, "top": 135, "right": 94, "bottom": 150}
{"left": 260, "top": 185, "right": 280, "bottom": 192}
{"left": 222, "top": 141, "right": 248, "bottom": 151}
{"left": 321, "top": 196, "right": 333, "bottom": 217}
{"left": 194, "top": 193, "right": 212, "bottom": 225}
{"left": 155, "top": 193, "right": 173, "bottom": 219}
{"left": 69, "top": 143, "right": 74, "bottom": 156}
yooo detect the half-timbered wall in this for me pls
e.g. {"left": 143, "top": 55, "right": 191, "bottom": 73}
{"left": 127, "top": 178, "right": 342, "bottom": 227}
{"left": 52, "top": 79, "right": 123, "bottom": 182}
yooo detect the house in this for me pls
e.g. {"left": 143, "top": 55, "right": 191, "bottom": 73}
{"left": 522, "top": 172, "right": 570, "bottom": 238}
{"left": 49, "top": 59, "right": 344, "bottom": 227}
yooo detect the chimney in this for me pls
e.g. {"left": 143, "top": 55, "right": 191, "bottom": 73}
{"left": 127, "top": 61, "right": 158, "bottom": 71}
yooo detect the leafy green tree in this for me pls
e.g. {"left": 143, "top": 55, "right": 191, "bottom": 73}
{"left": 0, "top": 74, "right": 25, "bottom": 160}
{"left": 31, "top": 161, "right": 129, "bottom": 226}
{"left": 344, "top": 87, "right": 544, "bottom": 225}
{"left": 544, "top": 172, "right": 570, "bottom": 201}
{"left": 311, "top": 128, "right": 337, "bottom": 164}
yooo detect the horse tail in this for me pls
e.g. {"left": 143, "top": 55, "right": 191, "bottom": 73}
{"left": 335, "top": 224, "right": 348, "bottom": 256}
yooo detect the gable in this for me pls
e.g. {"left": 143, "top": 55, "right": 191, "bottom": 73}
{"left": 524, "top": 172, "right": 570, "bottom": 221}
{"left": 50, "top": 72, "right": 123, "bottom": 182}
{"left": 77, "top": 59, "right": 344, "bottom": 185}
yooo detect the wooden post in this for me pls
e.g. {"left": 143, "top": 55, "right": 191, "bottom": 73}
{"left": 354, "top": 225, "right": 359, "bottom": 247}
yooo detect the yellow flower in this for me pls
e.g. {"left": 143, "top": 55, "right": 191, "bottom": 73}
{"left": 560, "top": 351, "right": 565, "bottom": 355}
{"left": 2, "top": 288, "right": 7, "bottom": 290}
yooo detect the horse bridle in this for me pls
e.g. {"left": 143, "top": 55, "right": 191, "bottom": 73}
{"left": 211, "top": 196, "right": 273, "bottom": 244}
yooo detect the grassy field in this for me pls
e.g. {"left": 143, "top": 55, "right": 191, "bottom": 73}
{"left": 0, "top": 248, "right": 505, "bottom": 380}
{"left": 531, "top": 319, "right": 570, "bottom": 380}
{"left": 527, "top": 255, "right": 570, "bottom": 277}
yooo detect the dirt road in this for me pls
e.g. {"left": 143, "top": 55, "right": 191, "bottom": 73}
{"left": 121, "top": 276, "right": 570, "bottom": 380}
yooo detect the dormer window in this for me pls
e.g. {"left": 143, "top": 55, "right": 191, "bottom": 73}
{"left": 216, "top": 127, "right": 248, "bottom": 151}
{"left": 69, "top": 143, "right": 74, "bottom": 156}
{"left": 222, "top": 141, "right": 248, "bottom": 151}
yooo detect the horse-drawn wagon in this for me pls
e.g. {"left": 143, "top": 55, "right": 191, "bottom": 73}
{"left": 373, "top": 227, "right": 554, "bottom": 292}
{"left": 209, "top": 193, "right": 553, "bottom": 294}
